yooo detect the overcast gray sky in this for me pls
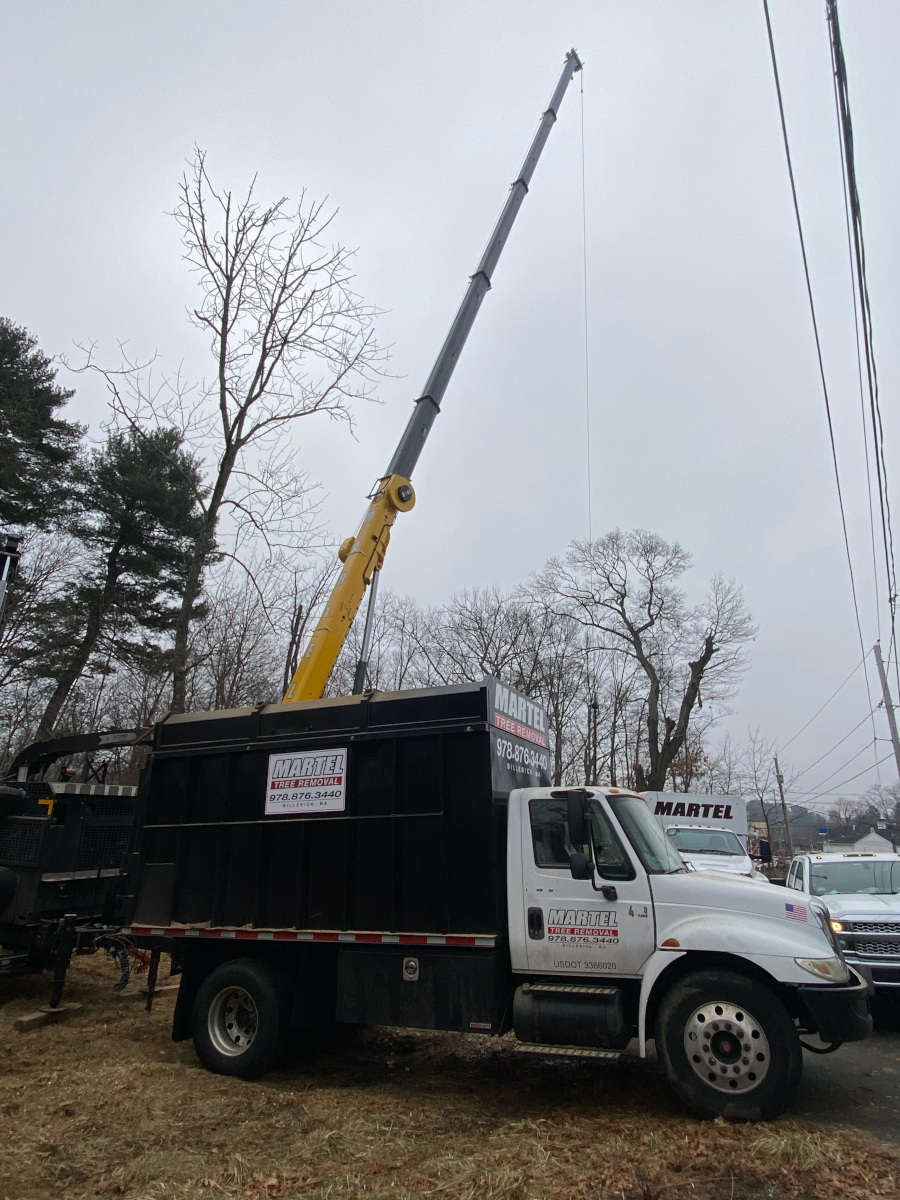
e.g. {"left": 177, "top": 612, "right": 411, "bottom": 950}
{"left": 2, "top": 1, "right": 899, "bottom": 811}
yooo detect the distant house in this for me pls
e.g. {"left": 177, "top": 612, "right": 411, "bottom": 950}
{"left": 823, "top": 824, "right": 898, "bottom": 853}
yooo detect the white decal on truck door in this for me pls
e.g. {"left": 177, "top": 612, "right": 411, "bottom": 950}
{"left": 265, "top": 748, "right": 347, "bottom": 814}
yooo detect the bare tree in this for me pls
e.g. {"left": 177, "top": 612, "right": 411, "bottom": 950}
{"left": 87, "top": 150, "right": 384, "bottom": 711}
{"left": 534, "top": 529, "right": 756, "bottom": 791}
{"left": 705, "top": 732, "right": 743, "bottom": 795}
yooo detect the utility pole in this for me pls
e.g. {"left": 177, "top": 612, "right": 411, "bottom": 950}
{"left": 874, "top": 642, "right": 900, "bottom": 782}
{"left": 774, "top": 755, "right": 793, "bottom": 858}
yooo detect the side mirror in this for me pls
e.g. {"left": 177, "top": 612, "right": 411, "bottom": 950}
{"left": 566, "top": 791, "right": 588, "bottom": 847}
{"left": 569, "top": 851, "right": 594, "bottom": 880}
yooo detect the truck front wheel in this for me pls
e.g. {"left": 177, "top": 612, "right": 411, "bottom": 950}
{"left": 654, "top": 969, "right": 801, "bottom": 1121}
{"left": 191, "top": 959, "right": 288, "bottom": 1079}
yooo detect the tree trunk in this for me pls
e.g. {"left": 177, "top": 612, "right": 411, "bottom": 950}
{"left": 170, "top": 527, "right": 214, "bottom": 713}
{"left": 36, "top": 541, "right": 124, "bottom": 740}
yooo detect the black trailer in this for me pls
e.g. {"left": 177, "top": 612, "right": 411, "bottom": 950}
{"left": 0, "top": 779, "right": 140, "bottom": 995}
{"left": 121, "top": 678, "right": 551, "bottom": 1075}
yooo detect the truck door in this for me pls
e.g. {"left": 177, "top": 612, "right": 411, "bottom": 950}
{"left": 520, "top": 794, "right": 655, "bottom": 977}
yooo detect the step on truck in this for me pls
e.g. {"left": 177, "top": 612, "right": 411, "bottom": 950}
{"left": 120, "top": 678, "right": 871, "bottom": 1121}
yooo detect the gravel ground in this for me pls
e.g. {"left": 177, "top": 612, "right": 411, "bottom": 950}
{"left": 2, "top": 953, "right": 899, "bottom": 1200}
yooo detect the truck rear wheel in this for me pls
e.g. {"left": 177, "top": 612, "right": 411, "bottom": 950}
{"left": 191, "top": 959, "right": 288, "bottom": 1079}
{"left": 654, "top": 969, "right": 801, "bottom": 1121}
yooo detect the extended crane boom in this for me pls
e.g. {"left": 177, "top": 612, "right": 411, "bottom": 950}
{"left": 283, "top": 49, "right": 583, "bottom": 703}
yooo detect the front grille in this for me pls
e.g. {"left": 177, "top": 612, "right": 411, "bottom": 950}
{"left": 851, "top": 921, "right": 900, "bottom": 935}
{"left": 0, "top": 817, "right": 44, "bottom": 866}
{"left": 854, "top": 939, "right": 900, "bottom": 957}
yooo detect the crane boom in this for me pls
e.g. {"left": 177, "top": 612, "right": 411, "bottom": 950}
{"left": 283, "top": 49, "right": 583, "bottom": 704}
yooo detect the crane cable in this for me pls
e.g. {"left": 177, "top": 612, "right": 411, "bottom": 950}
{"left": 762, "top": 0, "right": 881, "bottom": 783}
{"left": 580, "top": 72, "right": 593, "bottom": 543}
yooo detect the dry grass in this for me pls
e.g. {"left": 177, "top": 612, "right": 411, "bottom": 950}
{"left": 1, "top": 954, "right": 898, "bottom": 1200}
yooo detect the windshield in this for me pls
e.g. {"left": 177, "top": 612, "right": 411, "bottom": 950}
{"left": 809, "top": 859, "right": 900, "bottom": 897}
{"left": 606, "top": 795, "right": 685, "bottom": 874}
{"left": 667, "top": 828, "right": 744, "bottom": 856}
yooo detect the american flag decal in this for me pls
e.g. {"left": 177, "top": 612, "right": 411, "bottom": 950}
{"left": 785, "top": 902, "right": 807, "bottom": 923}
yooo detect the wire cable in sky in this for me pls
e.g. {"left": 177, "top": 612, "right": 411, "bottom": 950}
{"left": 779, "top": 650, "right": 868, "bottom": 751}
{"left": 796, "top": 737, "right": 875, "bottom": 796}
{"left": 579, "top": 73, "right": 592, "bottom": 543}
{"left": 791, "top": 706, "right": 878, "bottom": 782}
{"left": 801, "top": 750, "right": 893, "bottom": 803}
{"left": 762, "top": 0, "right": 881, "bottom": 777}
{"left": 827, "top": 0, "right": 900, "bottom": 705}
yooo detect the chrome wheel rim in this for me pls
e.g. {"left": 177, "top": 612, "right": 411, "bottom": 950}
{"left": 208, "top": 986, "right": 258, "bottom": 1056}
{"left": 683, "top": 1000, "right": 770, "bottom": 1093}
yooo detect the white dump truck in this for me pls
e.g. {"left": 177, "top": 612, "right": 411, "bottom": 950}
{"left": 121, "top": 682, "right": 871, "bottom": 1123}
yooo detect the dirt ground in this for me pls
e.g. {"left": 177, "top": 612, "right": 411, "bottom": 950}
{"left": 2, "top": 954, "right": 900, "bottom": 1200}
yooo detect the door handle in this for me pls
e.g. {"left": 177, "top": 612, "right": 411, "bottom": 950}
{"left": 527, "top": 907, "right": 544, "bottom": 939}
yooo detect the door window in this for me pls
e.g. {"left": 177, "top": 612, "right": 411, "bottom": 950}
{"left": 528, "top": 797, "right": 634, "bottom": 880}
{"left": 795, "top": 860, "right": 805, "bottom": 891}
{"left": 787, "top": 862, "right": 796, "bottom": 888}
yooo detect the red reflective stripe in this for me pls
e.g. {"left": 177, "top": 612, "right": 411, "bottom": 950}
{"left": 122, "top": 925, "right": 493, "bottom": 946}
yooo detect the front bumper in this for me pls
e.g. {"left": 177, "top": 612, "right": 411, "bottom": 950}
{"left": 844, "top": 953, "right": 900, "bottom": 989}
{"left": 796, "top": 969, "right": 872, "bottom": 1044}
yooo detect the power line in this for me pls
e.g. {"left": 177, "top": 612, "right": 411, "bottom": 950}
{"left": 796, "top": 737, "right": 875, "bottom": 795}
{"left": 791, "top": 706, "right": 878, "bottom": 782}
{"left": 827, "top": 0, "right": 899, "bottom": 698}
{"left": 762, "top": 0, "right": 882, "bottom": 780}
{"left": 779, "top": 651, "right": 868, "bottom": 751}
{"left": 797, "top": 750, "right": 893, "bottom": 803}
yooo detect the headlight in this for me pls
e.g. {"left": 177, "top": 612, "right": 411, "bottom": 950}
{"left": 830, "top": 919, "right": 843, "bottom": 934}
{"left": 794, "top": 956, "right": 849, "bottom": 983}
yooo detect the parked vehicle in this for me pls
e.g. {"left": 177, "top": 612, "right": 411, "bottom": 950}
{"left": 786, "top": 852, "right": 900, "bottom": 993}
{"left": 119, "top": 679, "right": 871, "bottom": 1122}
{"left": 0, "top": 774, "right": 141, "bottom": 998}
{"left": 642, "top": 792, "right": 766, "bottom": 881}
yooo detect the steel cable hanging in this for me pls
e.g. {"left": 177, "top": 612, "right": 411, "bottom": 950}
{"left": 762, "top": 0, "right": 881, "bottom": 782}
{"left": 580, "top": 73, "right": 592, "bottom": 543}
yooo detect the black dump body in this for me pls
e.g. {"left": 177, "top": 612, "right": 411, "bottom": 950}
{"left": 127, "top": 678, "right": 550, "bottom": 940}
{"left": 0, "top": 781, "right": 138, "bottom": 960}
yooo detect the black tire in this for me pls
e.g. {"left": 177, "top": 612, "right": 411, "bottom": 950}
{"left": 654, "top": 969, "right": 801, "bottom": 1121}
{"left": 191, "top": 958, "right": 289, "bottom": 1079}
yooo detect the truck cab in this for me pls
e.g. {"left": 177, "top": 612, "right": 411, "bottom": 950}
{"left": 507, "top": 785, "right": 871, "bottom": 1118}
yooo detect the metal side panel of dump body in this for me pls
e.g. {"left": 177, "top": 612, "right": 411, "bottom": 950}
{"left": 127, "top": 678, "right": 551, "bottom": 945}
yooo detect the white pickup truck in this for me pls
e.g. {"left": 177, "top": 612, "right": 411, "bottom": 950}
{"left": 785, "top": 851, "right": 900, "bottom": 995}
